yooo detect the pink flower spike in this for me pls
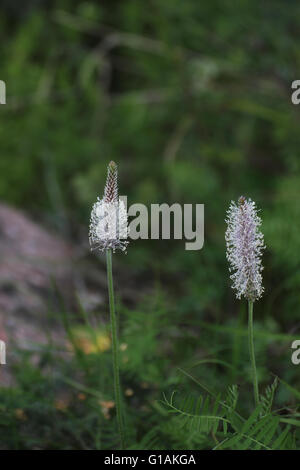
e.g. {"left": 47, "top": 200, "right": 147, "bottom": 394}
{"left": 225, "top": 196, "right": 265, "bottom": 302}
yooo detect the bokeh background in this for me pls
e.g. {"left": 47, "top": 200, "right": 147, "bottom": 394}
{"left": 0, "top": 0, "right": 300, "bottom": 449}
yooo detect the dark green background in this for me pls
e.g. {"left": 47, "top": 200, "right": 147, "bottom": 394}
{"left": 0, "top": 0, "right": 299, "bottom": 449}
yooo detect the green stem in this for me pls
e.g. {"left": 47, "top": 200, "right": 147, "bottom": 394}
{"left": 248, "top": 300, "right": 259, "bottom": 407}
{"left": 106, "top": 249, "right": 125, "bottom": 449}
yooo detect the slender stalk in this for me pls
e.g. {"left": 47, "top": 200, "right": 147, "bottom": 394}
{"left": 106, "top": 249, "right": 125, "bottom": 449}
{"left": 248, "top": 300, "right": 259, "bottom": 407}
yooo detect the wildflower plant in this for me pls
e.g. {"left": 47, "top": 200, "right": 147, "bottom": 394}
{"left": 160, "top": 195, "right": 298, "bottom": 450}
{"left": 225, "top": 196, "right": 265, "bottom": 406}
{"left": 89, "top": 161, "right": 128, "bottom": 253}
{"left": 89, "top": 161, "right": 128, "bottom": 448}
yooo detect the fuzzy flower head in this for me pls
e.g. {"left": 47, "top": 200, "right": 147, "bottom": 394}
{"left": 89, "top": 161, "right": 129, "bottom": 253}
{"left": 225, "top": 196, "right": 265, "bottom": 302}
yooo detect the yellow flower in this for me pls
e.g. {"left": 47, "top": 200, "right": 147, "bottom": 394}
{"left": 55, "top": 399, "right": 69, "bottom": 411}
{"left": 77, "top": 393, "right": 86, "bottom": 401}
{"left": 99, "top": 400, "right": 115, "bottom": 420}
{"left": 69, "top": 326, "right": 111, "bottom": 355}
{"left": 15, "top": 409, "right": 27, "bottom": 421}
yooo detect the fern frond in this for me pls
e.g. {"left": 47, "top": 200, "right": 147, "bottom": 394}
{"left": 162, "top": 391, "right": 230, "bottom": 436}
{"left": 225, "top": 384, "right": 238, "bottom": 413}
{"left": 216, "top": 403, "right": 289, "bottom": 450}
{"left": 260, "top": 377, "right": 278, "bottom": 416}
{"left": 129, "top": 427, "right": 161, "bottom": 450}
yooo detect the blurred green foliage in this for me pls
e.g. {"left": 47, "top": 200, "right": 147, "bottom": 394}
{"left": 0, "top": 0, "right": 300, "bottom": 449}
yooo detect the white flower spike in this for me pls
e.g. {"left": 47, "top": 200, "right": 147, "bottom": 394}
{"left": 89, "top": 161, "right": 129, "bottom": 253}
{"left": 225, "top": 196, "right": 265, "bottom": 302}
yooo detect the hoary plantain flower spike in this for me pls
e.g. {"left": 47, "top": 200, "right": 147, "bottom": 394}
{"left": 89, "top": 161, "right": 129, "bottom": 253}
{"left": 104, "top": 160, "right": 118, "bottom": 203}
{"left": 225, "top": 196, "right": 265, "bottom": 302}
